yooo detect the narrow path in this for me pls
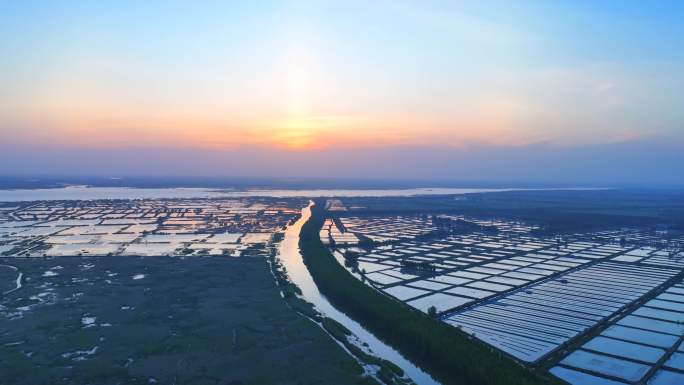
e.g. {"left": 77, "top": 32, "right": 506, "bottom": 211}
{"left": 1, "top": 264, "right": 23, "bottom": 295}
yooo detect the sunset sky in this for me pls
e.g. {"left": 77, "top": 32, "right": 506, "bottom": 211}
{"left": 1, "top": 1, "right": 683, "bottom": 183}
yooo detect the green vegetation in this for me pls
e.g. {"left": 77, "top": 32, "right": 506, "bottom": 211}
{"left": 0, "top": 256, "right": 372, "bottom": 385}
{"left": 321, "top": 317, "right": 407, "bottom": 383}
{"left": 270, "top": 246, "right": 411, "bottom": 384}
{"left": 300, "top": 200, "right": 563, "bottom": 385}
{"left": 322, "top": 316, "right": 352, "bottom": 339}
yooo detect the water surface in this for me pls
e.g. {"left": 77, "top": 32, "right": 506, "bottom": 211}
{"left": 0, "top": 186, "right": 529, "bottom": 202}
{"left": 278, "top": 203, "right": 440, "bottom": 385}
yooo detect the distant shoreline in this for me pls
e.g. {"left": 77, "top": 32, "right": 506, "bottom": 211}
{"left": 0, "top": 185, "right": 607, "bottom": 202}
{"left": 0, "top": 176, "right": 625, "bottom": 190}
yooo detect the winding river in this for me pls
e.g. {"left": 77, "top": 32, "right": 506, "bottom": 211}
{"left": 278, "top": 203, "right": 440, "bottom": 385}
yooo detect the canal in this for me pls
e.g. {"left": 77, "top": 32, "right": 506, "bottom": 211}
{"left": 278, "top": 202, "right": 440, "bottom": 385}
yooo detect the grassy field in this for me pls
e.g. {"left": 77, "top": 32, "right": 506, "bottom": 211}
{"left": 0, "top": 256, "right": 371, "bottom": 385}
{"left": 299, "top": 200, "right": 563, "bottom": 385}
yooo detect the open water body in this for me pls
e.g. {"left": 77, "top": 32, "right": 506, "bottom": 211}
{"left": 0, "top": 186, "right": 527, "bottom": 202}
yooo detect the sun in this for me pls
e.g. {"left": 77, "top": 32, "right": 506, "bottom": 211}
{"left": 272, "top": 118, "right": 319, "bottom": 150}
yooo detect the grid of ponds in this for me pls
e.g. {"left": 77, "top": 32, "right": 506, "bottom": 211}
{"left": 0, "top": 199, "right": 304, "bottom": 257}
{"left": 446, "top": 262, "right": 678, "bottom": 362}
{"left": 326, "top": 212, "right": 684, "bottom": 382}
{"left": 612, "top": 246, "right": 684, "bottom": 270}
{"left": 336, "top": 232, "right": 632, "bottom": 315}
{"left": 338, "top": 216, "right": 437, "bottom": 243}
{"left": 552, "top": 277, "right": 684, "bottom": 385}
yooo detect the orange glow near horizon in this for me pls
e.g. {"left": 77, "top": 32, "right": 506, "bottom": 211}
{"left": 1, "top": 1, "right": 682, "bottom": 157}
{"left": 0, "top": 107, "right": 572, "bottom": 151}
{"left": 0, "top": 70, "right": 656, "bottom": 152}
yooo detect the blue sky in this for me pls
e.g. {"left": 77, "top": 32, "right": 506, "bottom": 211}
{"left": 1, "top": 1, "right": 682, "bottom": 183}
